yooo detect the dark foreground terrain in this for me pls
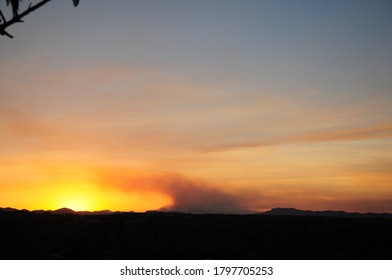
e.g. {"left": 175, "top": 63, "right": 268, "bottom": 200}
{"left": 1, "top": 210, "right": 391, "bottom": 259}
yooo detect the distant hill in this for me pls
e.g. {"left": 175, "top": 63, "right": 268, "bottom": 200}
{"left": 262, "top": 208, "right": 392, "bottom": 219}
{"left": 77, "top": 210, "right": 114, "bottom": 215}
{"left": 0, "top": 207, "right": 19, "bottom": 212}
{"left": 51, "top": 208, "right": 76, "bottom": 214}
{"left": 0, "top": 207, "right": 113, "bottom": 215}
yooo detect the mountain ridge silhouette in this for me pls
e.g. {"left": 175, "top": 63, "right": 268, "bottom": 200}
{"left": 1, "top": 206, "right": 391, "bottom": 218}
{"left": 260, "top": 207, "right": 392, "bottom": 218}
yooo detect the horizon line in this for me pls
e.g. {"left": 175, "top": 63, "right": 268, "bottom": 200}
{"left": 2, "top": 206, "right": 392, "bottom": 216}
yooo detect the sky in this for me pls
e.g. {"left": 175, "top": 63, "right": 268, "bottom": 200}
{"left": 0, "top": 0, "right": 391, "bottom": 213}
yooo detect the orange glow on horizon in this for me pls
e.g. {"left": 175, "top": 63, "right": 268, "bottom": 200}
{"left": 46, "top": 182, "right": 173, "bottom": 212}
{"left": 0, "top": 173, "right": 173, "bottom": 212}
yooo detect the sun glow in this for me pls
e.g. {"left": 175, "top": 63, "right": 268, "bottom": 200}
{"left": 58, "top": 196, "right": 92, "bottom": 211}
{"left": 36, "top": 177, "right": 173, "bottom": 212}
{"left": 48, "top": 182, "right": 101, "bottom": 211}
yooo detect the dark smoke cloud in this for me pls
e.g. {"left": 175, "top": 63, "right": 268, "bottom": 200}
{"left": 157, "top": 174, "right": 249, "bottom": 213}
{"left": 99, "top": 170, "right": 257, "bottom": 213}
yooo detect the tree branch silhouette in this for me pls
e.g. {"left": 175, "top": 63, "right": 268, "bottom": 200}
{"left": 1, "top": 0, "right": 79, "bottom": 39}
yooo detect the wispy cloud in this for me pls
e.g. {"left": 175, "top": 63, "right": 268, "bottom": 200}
{"left": 204, "top": 123, "right": 392, "bottom": 152}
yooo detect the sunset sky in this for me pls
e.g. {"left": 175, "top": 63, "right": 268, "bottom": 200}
{"left": 0, "top": 0, "right": 391, "bottom": 213}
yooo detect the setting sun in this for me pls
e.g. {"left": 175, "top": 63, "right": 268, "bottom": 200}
{"left": 36, "top": 175, "right": 174, "bottom": 212}
{"left": 58, "top": 196, "right": 92, "bottom": 212}
{"left": 43, "top": 182, "right": 100, "bottom": 211}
